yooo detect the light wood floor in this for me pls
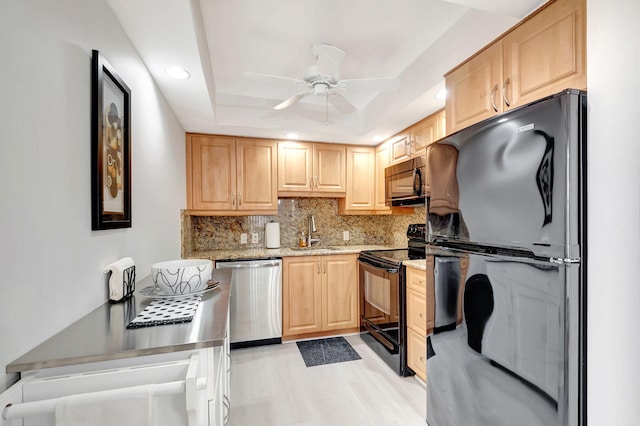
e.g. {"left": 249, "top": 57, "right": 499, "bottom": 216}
{"left": 230, "top": 334, "right": 426, "bottom": 426}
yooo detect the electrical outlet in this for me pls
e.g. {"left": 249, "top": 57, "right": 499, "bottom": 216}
{"left": 240, "top": 233, "right": 248, "bottom": 244}
{"left": 251, "top": 233, "right": 259, "bottom": 244}
{"left": 343, "top": 231, "right": 350, "bottom": 241}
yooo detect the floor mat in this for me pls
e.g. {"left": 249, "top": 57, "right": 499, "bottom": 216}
{"left": 296, "top": 337, "right": 361, "bottom": 367}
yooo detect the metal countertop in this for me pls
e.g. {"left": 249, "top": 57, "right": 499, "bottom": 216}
{"left": 6, "top": 269, "right": 232, "bottom": 374}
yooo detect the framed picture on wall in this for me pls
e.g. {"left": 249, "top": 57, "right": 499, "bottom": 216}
{"left": 91, "top": 49, "right": 132, "bottom": 230}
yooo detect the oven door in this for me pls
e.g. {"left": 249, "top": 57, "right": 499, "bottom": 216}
{"left": 358, "top": 257, "right": 402, "bottom": 352}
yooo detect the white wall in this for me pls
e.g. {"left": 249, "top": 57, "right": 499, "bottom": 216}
{"left": 587, "top": 0, "right": 640, "bottom": 424}
{"left": 0, "top": 0, "right": 186, "bottom": 391}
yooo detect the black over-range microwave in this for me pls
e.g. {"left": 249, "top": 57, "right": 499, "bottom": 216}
{"left": 385, "top": 156, "right": 426, "bottom": 206}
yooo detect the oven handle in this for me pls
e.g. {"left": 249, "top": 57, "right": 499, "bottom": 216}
{"left": 363, "top": 321, "right": 395, "bottom": 351}
{"left": 358, "top": 257, "right": 399, "bottom": 274}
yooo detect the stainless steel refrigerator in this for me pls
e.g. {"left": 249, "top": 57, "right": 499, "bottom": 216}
{"left": 426, "top": 90, "right": 586, "bottom": 426}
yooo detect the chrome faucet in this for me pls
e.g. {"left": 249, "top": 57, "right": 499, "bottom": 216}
{"left": 308, "top": 214, "right": 319, "bottom": 246}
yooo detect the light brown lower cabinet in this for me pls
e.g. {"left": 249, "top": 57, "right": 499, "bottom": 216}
{"left": 406, "top": 261, "right": 434, "bottom": 382}
{"left": 282, "top": 254, "right": 359, "bottom": 338}
{"left": 407, "top": 327, "right": 427, "bottom": 381}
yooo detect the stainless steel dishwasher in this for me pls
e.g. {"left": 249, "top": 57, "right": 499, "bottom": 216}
{"left": 215, "top": 258, "right": 282, "bottom": 349}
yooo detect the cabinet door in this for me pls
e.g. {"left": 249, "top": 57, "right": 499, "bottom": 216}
{"left": 436, "top": 109, "right": 447, "bottom": 139}
{"left": 374, "top": 143, "right": 391, "bottom": 212}
{"left": 407, "top": 288, "right": 427, "bottom": 336}
{"left": 322, "top": 254, "right": 358, "bottom": 330}
{"left": 411, "top": 115, "right": 438, "bottom": 152}
{"left": 282, "top": 257, "right": 322, "bottom": 336}
{"left": 389, "top": 132, "right": 411, "bottom": 164}
{"left": 187, "top": 135, "right": 236, "bottom": 210}
{"left": 278, "top": 141, "right": 313, "bottom": 192}
{"left": 407, "top": 327, "right": 427, "bottom": 382}
{"left": 445, "top": 41, "right": 503, "bottom": 134}
{"left": 342, "top": 146, "right": 375, "bottom": 210}
{"left": 502, "top": 0, "right": 586, "bottom": 109}
{"left": 236, "top": 139, "right": 278, "bottom": 211}
{"left": 313, "top": 144, "right": 346, "bottom": 193}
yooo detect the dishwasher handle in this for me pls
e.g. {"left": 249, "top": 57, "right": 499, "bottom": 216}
{"left": 217, "top": 261, "right": 281, "bottom": 269}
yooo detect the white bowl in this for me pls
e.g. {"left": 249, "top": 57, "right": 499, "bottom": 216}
{"left": 151, "top": 259, "right": 213, "bottom": 295}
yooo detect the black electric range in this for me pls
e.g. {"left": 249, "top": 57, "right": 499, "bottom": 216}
{"left": 357, "top": 223, "right": 427, "bottom": 376}
{"left": 359, "top": 223, "right": 427, "bottom": 266}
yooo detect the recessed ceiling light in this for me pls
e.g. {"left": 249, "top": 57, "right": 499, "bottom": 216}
{"left": 372, "top": 135, "right": 386, "bottom": 142}
{"left": 286, "top": 133, "right": 299, "bottom": 139}
{"left": 435, "top": 89, "right": 447, "bottom": 100}
{"left": 165, "top": 66, "right": 190, "bottom": 80}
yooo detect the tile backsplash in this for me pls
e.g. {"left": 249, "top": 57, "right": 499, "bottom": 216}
{"left": 182, "top": 198, "right": 425, "bottom": 254}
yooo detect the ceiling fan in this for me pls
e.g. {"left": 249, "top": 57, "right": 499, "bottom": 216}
{"left": 243, "top": 44, "right": 399, "bottom": 123}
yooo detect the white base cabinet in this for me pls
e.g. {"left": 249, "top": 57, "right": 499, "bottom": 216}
{"left": 1, "top": 329, "right": 230, "bottom": 426}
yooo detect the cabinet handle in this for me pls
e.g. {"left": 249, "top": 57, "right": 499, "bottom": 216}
{"left": 314, "top": 176, "right": 318, "bottom": 188}
{"left": 231, "top": 192, "right": 235, "bottom": 206}
{"left": 502, "top": 78, "right": 511, "bottom": 107}
{"left": 238, "top": 192, "right": 242, "bottom": 205}
{"left": 490, "top": 84, "right": 499, "bottom": 112}
{"left": 323, "top": 261, "right": 327, "bottom": 274}
{"left": 310, "top": 176, "right": 314, "bottom": 189}
{"left": 317, "top": 261, "right": 321, "bottom": 274}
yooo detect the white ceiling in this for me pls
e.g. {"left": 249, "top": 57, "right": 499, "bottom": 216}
{"left": 107, "top": 0, "right": 546, "bottom": 145}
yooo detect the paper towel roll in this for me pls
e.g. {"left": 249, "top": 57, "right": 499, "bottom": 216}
{"left": 265, "top": 222, "right": 281, "bottom": 248}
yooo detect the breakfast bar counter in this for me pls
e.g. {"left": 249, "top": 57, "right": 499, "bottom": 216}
{"left": 6, "top": 269, "right": 232, "bottom": 374}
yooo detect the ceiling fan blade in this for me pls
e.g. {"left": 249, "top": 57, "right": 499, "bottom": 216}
{"left": 242, "top": 71, "right": 305, "bottom": 85}
{"left": 328, "top": 92, "right": 356, "bottom": 114}
{"left": 338, "top": 78, "right": 400, "bottom": 93}
{"left": 315, "top": 44, "right": 345, "bottom": 77}
{"left": 274, "top": 90, "right": 313, "bottom": 110}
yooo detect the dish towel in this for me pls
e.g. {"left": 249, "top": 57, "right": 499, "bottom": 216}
{"left": 54, "top": 384, "right": 156, "bottom": 426}
{"left": 104, "top": 257, "right": 135, "bottom": 302}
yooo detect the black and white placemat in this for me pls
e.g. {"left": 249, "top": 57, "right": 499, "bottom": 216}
{"left": 126, "top": 295, "right": 202, "bottom": 329}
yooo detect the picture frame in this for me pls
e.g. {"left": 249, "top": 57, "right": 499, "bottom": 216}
{"left": 91, "top": 49, "right": 132, "bottom": 230}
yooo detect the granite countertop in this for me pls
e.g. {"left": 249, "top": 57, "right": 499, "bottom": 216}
{"left": 6, "top": 269, "right": 232, "bottom": 374}
{"left": 404, "top": 259, "right": 427, "bottom": 270}
{"left": 186, "top": 244, "right": 397, "bottom": 261}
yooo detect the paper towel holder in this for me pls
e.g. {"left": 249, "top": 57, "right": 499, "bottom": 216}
{"left": 265, "top": 220, "right": 281, "bottom": 249}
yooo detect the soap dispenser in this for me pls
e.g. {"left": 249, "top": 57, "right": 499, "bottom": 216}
{"left": 299, "top": 232, "right": 307, "bottom": 248}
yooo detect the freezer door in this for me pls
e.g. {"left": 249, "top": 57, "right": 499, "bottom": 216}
{"left": 427, "top": 253, "right": 581, "bottom": 426}
{"left": 427, "top": 90, "right": 585, "bottom": 260}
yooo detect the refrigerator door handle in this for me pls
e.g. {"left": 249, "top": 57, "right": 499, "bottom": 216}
{"left": 550, "top": 257, "right": 580, "bottom": 264}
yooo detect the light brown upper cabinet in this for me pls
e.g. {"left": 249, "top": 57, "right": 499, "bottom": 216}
{"left": 385, "top": 109, "right": 446, "bottom": 166}
{"left": 338, "top": 146, "right": 376, "bottom": 214}
{"left": 445, "top": 0, "right": 586, "bottom": 134}
{"left": 374, "top": 142, "right": 392, "bottom": 213}
{"left": 412, "top": 113, "right": 439, "bottom": 153}
{"left": 278, "top": 141, "right": 346, "bottom": 197}
{"left": 388, "top": 131, "right": 411, "bottom": 164}
{"left": 186, "top": 134, "right": 278, "bottom": 215}
{"left": 445, "top": 42, "right": 504, "bottom": 134}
